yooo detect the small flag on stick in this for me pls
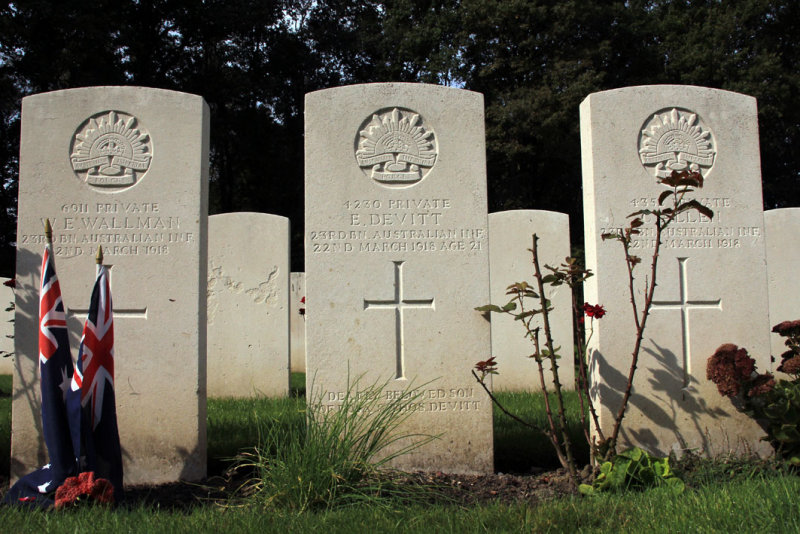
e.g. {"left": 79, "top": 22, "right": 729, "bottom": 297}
{"left": 3, "top": 219, "right": 78, "bottom": 508}
{"left": 69, "top": 245, "right": 124, "bottom": 502}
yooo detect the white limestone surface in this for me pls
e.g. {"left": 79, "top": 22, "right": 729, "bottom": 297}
{"left": 488, "top": 210, "right": 574, "bottom": 391}
{"left": 207, "top": 212, "right": 290, "bottom": 397}
{"left": 289, "top": 272, "right": 306, "bottom": 373}
{"left": 305, "top": 83, "right": 493, "bottom": 474}
{"left": 14, "top": 87, "right": 209, "bottom": 485}
{"left": 581, "top": 86, "right": 772, "bottom": 457}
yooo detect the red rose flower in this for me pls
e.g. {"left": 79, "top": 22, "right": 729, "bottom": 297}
{"left": 583, "top": 303, "right": 606, "bottom": 319}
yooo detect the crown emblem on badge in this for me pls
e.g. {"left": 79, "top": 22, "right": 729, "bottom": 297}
{"left": 355, "top": 108, "right": 437, "bottom": 187}
{"left": 639, "top": 108, "right": 715, "bottom": 181}
{"left": 70, "top": 111, "right": 152, "bottom": 189}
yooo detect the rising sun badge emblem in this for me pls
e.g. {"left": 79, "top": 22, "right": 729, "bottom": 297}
{"left": 639, "top": 108, "right": 715, "bottom": 181}
{"left": 70, "top": 111, "right": 152, "bottom": 190}
{"left": 355, "top": 108, "right": 437, "bottom": 187}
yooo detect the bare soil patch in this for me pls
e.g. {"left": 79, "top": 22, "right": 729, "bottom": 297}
{"left": 115, "top": 467, "right": 584, "bottom": 510}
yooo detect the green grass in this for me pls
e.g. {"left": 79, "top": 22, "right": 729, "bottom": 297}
{"left": 206, "top": 372, "right": 306, "bottom": 474}
{"left": 493, "top": 390, "right": 588, "bottom": 473}
{"left": 2, "top": 373, "right": 800, "bottom": 532}
{"left": 290, "top": 371, "right": 305, "bottom": 396}
{"left": 1, "top": 476, "right": 799, "bottom": 533}
{"left": 234, "top": 375, "right": 438, "bottom": 511}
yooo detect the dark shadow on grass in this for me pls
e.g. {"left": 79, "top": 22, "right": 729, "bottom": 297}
{"left": 290, "top": 372, "right": 305, "bottom": 398}
{"left": 493, "top": 392, "right": 589, "bottom": 474}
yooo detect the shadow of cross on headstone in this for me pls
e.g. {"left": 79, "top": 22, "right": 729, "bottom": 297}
{"left": 651, "top": 257, "right": 721, "bottom": 389}
{"left": 363, "top": 261, "right": 435, "bottom": 380}
{"left": 67, "top": 263, "right": 148, "bottom": 322}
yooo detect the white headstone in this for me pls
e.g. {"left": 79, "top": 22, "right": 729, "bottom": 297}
{"left": 0, "top": 277, "right": 13, "bottom": 374}
{"left": 207, "top": 212, "right": 290, "bottom": 397}
{"left": 581, "top": 86, "right": 772, "bottom": 456}
{"left": 488, "top": 210, "right": 575, "bottom": 391}
{"left": 765, "top": 208, "right": 800, "bottom": 372}
{"left": 305, "top": 83, "right": 493, "bottom": 473}
{"left": 13, "top": 87, "right": 210, "bottom": 485}
{"left": 289, "top": 272, "right": 306, "bottom": 373}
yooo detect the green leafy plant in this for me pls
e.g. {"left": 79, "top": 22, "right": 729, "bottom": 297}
{"left": 598, "top": 169, "right": 713, "bottom": 459}
{"left": 473, "top": 168, "right": 713, "bottom": 482}
{"left": 579, "top": 447, "right": 684, "bottom": 495}
{"left": 474, "top": 235, "right": 586, "bottom": 484}
{"left": 232, "top": 375, "right": 437, "bottom": 512}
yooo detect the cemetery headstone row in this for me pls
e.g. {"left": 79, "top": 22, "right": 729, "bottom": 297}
{"left": 11, "top": 82, "right": 787, "bottom": 489}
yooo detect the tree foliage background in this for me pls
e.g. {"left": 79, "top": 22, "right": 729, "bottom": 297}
{"left": 0, "top": 0, "right": 797, "bottom": 276}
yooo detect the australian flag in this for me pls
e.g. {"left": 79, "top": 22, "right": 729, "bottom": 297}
{"left": 69, "top": 264, "right": 124, "bottom": 503}
{"left": 3, "top": 242, "right": 78, "bottom": 508}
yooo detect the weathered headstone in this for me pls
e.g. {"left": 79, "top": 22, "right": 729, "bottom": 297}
{"left": 581, "top": 86, "right": 772, "bottom": 456}
{"left": 765, "top": 208, "right": 800, "bottom": 371}
{"left": 305, "top": 83, "right": 493, "bottom": 473}
{"left": 207, "top": 212, "right": 290, "bottom": 397}
{"left": 0, "top": 277, "right": 13, "bottom": 374}
{"left": 289, "top": 272, "right": 306, "bottom": 373}
{"left": 14, "top": 87, "right": 209, "bottom": 485}
{"left": 488, "top": 210, "right": 574, "bottom": 391}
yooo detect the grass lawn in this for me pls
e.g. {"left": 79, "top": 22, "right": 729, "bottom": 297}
{"left": 2, "top": 372, "right": 799, "bottom": 533}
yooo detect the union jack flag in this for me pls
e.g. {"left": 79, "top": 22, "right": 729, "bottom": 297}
{"left": 3, "top": 240, "right": 78, "bottom": 507}
{"left": 73, "top": 265, "right": 115, "bottom": 429}
{"left": 70, "top": 265, "right": 124, "bottom": 502}
{"left": 36, "top": 243, "right": 78, "bottom": 487}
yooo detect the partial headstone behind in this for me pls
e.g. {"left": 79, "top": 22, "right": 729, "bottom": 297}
{"left": 14, "top": 87, "right": 209, "bottom": 485}
{"left": 0, "top": 277, "right": 13, "bottom": 374}
{"left": 581, "top": 86, "right": 772, "bottom": 457}
{"left": 488, "top": 210, "right": 575, "bottom": 391}
{"left": 207, "top": 212, "right": 290, "bottom": 397}
{"left": 765, "top": 208, "right": 800, "bottom": 377}
{"left": 305, "top": 83, "right": 493, "bottom": 474}
{"left": 289, "top": 272, "right": 306, "bottom": 373}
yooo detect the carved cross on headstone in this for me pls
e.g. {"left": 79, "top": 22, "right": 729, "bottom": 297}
{"left": 364, "top": 261, "right": 435, "bottom": 380}
{"left": 651, "top": 257, "right": 722, "bottom": 388}
{"left": 67, "top": 264, "right": 147, "bottom": 320}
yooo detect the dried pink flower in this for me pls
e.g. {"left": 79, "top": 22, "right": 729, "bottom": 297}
{"left": 707, "top": 344, "right": 755, "bottom": 397}
{"left": 772, "top": 320, "right": 800, "bottom": 337}
{"left": 748, "top": 373, "right": 776, "bottom": 397}
{"left": 55, "top": 471, "right": 114, "bottom": 509}
{"left": 778, "top": 354, "right": 800, "bottom": 375}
